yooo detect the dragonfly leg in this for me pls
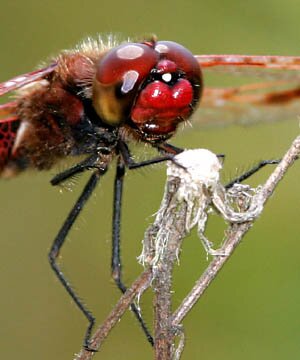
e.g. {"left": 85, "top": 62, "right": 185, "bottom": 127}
{"left": 49, "top": 169, "right": 105, "bottom": 351}
{"left": 118, "top": 140, "right": 175, "bottom": 170}
{"left": 112, "top": 159, "right": 154, "bottom": 345}
{"left": 225, "top": 159, "right": 281, "bottom": 189}
{"left": 50, "top": 153, "right": 100, "bottom": 185}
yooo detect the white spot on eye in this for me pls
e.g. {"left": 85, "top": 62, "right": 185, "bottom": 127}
{"left": 155, "top": 44, "right": 169, "bottom": 53}
{"left": 162, "top": 73, "right": 172, "bottom": 82}
{"left": 121, "top": 70, "right": 139, "bottom": 93}
{"left": 117, "top": 45, "right": 144, "bottom": 60}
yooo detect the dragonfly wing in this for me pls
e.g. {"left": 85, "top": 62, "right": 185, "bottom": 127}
{"left": 193, "top": 55, "right": 300, "bottom": 127}
{"left": 0, "top": 63, "right": 57, "bottom": 96}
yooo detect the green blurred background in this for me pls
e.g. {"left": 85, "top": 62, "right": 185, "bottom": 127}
{"left": 1, "top": 0, "right": 300, "bottom": 359}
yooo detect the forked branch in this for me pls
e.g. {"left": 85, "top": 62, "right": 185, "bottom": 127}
{"left": 139, "top": 135, "right": 300, "bottom": 359}
{"left": 172, "top": 135, "right": 300, "bottom": 328}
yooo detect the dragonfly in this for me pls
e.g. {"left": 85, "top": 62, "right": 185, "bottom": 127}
{"left": 1, "top": 34, "right": 300, "bottom": 350}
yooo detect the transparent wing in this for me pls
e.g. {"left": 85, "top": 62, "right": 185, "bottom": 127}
{"left": 194, "top": 54, "right": 300, "bottom": 126}
{"left": 0, "top": 63, "right": 57, "bottom": 96}
{"left": 196, "top": 54, "right": 300, "bottom": 72}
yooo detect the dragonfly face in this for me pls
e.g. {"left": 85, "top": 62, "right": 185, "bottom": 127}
{"left": 93, "top": 40, "right": 202, "bottom": 140}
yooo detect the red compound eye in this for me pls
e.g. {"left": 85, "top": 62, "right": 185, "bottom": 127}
{"left": 96, "top": 42, "right": 158, "bottom": 92}
{"left": 154, "top": 41, "right": 201, "bottom": 83}
{"left": 93, "top": 42, "right": 159, "bottom": 125}
{"left": 130, "top": 41, "right": 202, "bottom": 141}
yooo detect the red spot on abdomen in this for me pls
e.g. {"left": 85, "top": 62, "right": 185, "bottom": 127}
{"left": 0, "top": 118, "right": 20, "bottom": 170}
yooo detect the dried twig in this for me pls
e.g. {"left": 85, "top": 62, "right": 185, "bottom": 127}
{"left": 74, "top": 268, "right": 153, "bottom": 360}
{"left": 139, "top": 135, "right": 300, "bottom": 359}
